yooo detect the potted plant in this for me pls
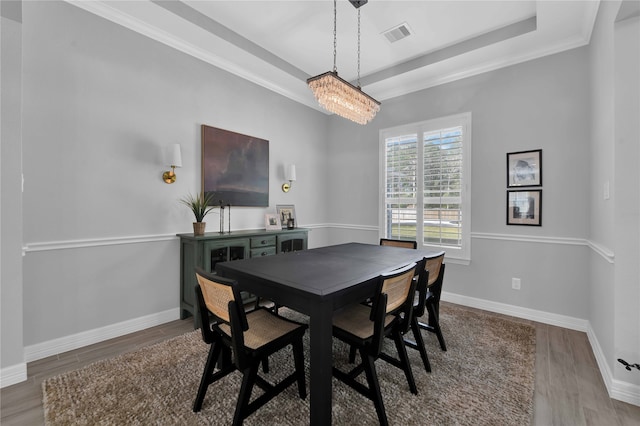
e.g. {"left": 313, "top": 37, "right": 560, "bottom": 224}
{"left": 180, "top": 192, "right": 217, "bottom": 236}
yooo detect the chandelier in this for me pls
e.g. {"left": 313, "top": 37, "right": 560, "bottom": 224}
{"left": 307, "top": 0, "right": 380, "bottom": 125}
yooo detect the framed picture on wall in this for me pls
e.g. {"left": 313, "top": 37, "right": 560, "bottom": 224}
{"left": 507, "top": 190, "right": 542, "bottom": 226}
{"left": 265, "top": 214, "right": 281, "bottom": 230}
{"left": 202, "top": 125, "right": 269, "bottom": 206}
{"left": 276, "top": 205, "right": 296, "bottom": 229}
{"left": 507, "top": 149, "right": 542, "bottom": 187}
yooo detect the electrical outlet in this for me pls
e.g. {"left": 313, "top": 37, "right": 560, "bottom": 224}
{"left": 512, "top": 278, "right": 521, "bottom": 290}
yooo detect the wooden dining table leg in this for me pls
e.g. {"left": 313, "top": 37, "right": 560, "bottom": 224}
{"left": 308, "top": 300, "right": 333, "bottom": 426}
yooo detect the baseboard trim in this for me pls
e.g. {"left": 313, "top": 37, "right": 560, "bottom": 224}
{"left": 24, "top": 308, "right": 181, "bottom": 363}
{"left": 610, "top": 378, "right": 640, "bottom": 406}
{"left": 587, "top": 324, "right": 640, "bottom": 406}
{"left": 442, "top": 291, "right": 589, "bottom": 331}
{"left": 0, "top": 363, "right": 27, "bottom": 389}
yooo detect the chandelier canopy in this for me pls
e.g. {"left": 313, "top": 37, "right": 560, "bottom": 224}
{"left": 307, "top": 0, "right": 380, "bottom": 125}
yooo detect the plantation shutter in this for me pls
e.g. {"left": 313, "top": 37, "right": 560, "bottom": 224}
{"left": 384, "top": 134, "right": 418, "bottom": 240}
{"left": 423, "top": 126, "right": 463, "bottom": 247}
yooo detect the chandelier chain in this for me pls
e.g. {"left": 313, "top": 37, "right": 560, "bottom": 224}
{"left": 333, "top": 0, "right": 337, "bottom": 72}
{"left": 357, "top": 8, "right": 361, "bottom": 87}
{"left": 306, "top": 0, "right": 380, "bottom": 125}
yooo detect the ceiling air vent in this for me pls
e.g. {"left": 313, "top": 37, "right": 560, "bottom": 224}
{"left": 382, "top": 22, "right": 412, "bottom": 43}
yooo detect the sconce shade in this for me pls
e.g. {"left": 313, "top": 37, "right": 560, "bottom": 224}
{"left": 286, "top": 164, "right": 297, "bottom": 182}
{"left": 162, "top": 144, "right": 182, "bottom": 184}
{"left": 282, "top": 164, "right": 297, "bottom": 192}
{"left": 165, "top": 144, "right": 182, "bottom": 168}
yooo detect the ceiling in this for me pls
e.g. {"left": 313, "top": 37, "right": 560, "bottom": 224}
{"left": 67, "top": 0, "right": 600, "bottom": 114}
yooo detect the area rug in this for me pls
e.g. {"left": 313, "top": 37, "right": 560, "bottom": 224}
{"left": 42, "top": 304, "right": 536, "bottom": 425}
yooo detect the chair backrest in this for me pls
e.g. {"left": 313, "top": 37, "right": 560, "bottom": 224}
{"left": 380, "top": 263, "right": 417, "bottom": 314}
{"left": 196, "top": 269, "right": 237, "bottom": 324}
{"left": 195, "top": 268, "right": 250, "bottom": 366}
{"left": 370, "top": 263, "right": 417, "bottom": 354}
{"left": 379, "top": 238, "right": 417, "bottom": 249}
{"left": 424, "top": 252, "right": 445, "bottom": 288}
{"left": 415, "top": 252, "right": 446, "bottom": 319}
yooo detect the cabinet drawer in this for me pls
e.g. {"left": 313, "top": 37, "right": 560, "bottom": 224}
{"left": 250, "top": 247, "right": 276, "bottom": 257}
{"left": 250, "top": 236, "right": 276, "bottom": 248}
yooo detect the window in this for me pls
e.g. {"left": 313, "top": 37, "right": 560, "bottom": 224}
{"left": 379, "top": 113, "right": 471, "bottom": 262}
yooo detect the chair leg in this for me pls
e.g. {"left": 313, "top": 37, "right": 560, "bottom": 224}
{"left": 193, "top": 342, "right": 222, "bottom": 412}
{"left": 361, "top": 350, "right": 388, "bottom": 426}
{"left": 393, "top": 328, "right": 418, "bottom": 395}
{"left": 233, "top": 364, "right": 259, "bottom": 426}
{"left": 426, "top": 301, "right": 447, "bottom": 351}
{"left": 292, "top": 338, "right": 307, "bottom": 399}
{"left": 410, "top": 317, "right": 431, "bottom": 372}
{"left": 348, "top": 345, "right": 357, "bottom": 363}
{"left": 218, "top": 345, "right": 232, "bottom": 369}
{"left": 262, "top": 357, "right": 269, "bottom": 373}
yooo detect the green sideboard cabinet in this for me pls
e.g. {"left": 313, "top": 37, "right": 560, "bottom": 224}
{"left": 178, "top": 228, "right": 309, "bottom": 324}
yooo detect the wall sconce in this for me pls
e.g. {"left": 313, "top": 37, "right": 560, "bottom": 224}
{"left": 281, "top": 164, "right": 296, "bottom": 193}
{"left": 162, "top": 144, "right": 182, "bottom": 184}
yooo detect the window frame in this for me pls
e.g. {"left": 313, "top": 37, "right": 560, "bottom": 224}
{"left": 379, "top": 112, "right": 472, "bottom": 263}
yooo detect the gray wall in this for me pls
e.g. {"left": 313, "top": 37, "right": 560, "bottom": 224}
{"left": 19, "top": 0, "right": 329, "bottom": 348}
{"left": 588, "top": 0, "right": 640, "bottom": 389}
{"left": 612, "top": 13, "right": 639, "bottom": 386}
{"left": 1, "top": 0, "right": 25, "bottom": 376}
{"left": 327, "top": 47, "right": 591, "bottom": 319}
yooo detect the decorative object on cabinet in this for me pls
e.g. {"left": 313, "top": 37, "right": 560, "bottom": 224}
{"left": 177, "top": 228, "right": 309, "bottom": 326}
{"left": 180, "top": 192, "right": 217, "bottom": 236}
{"left": 281, "top": 164, "right": 296, "bottom": 193}
{"left": 276, "top": 205, "right": 296, "bottom": 230}
{"left": 202, "top": 125, "right": 269, "bottom": 207}
{"left": 507, "top": 149, "right": 542, "bottom": 187}
{"left": 265, "top": 213, "right": 281, "bottom": 230}
{"left": 507, "top": 189, "right": 542, "bottom": 226}
{"left": 216, "top": 201, "right": 229, "bottom": 234}
{"left": 162, "top": 144, "right": 182, "bottom": 184}
{"left": 307, "top": 0, "right": 380, "bottom": 125}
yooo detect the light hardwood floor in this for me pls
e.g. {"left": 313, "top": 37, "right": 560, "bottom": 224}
{"left": 2, "top": 303, "right": 639, "bottom": 425}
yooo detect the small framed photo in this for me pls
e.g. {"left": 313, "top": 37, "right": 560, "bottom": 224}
{"left": 276, "top": 204, "right": 296, "bottom": 229}
{"left": 265, "top": 213, "right": 281, "bottom": 230}
{"left": 507, "top": 149, "right": 542, "bottom": 187}
{"left": 507, "top": 190, "right": 542, "bottom": 226}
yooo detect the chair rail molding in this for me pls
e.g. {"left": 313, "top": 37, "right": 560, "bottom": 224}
{"left": 471, "top": 232, "right": 614, "bottom": 263}
{"left": 23, "top": 233, "right": 178, "bottom": 254}
{"left": 23, "top": 228, "right": 614, "bottom": 266}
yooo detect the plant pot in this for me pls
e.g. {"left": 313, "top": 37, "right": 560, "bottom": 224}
{"left": 193, "top": 222, "right": 206, "bottom": 236}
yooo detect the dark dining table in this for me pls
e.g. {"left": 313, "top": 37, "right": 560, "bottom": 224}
{"left": 215, "top": 242, "right": 438, "bottom": 426}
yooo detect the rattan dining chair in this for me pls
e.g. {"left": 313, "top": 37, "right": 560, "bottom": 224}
{"left": 417, "top": 252, "right": 447, "bottom": 351}
{"left": 332, "top": 263, "right": 418, "bottom": 426}
{"left": 404, "top": 252, "right": 447, "bottom": 372}
{"left": 351, "top": 238, "right": 422, "bottom": 375}
{"left": 379, "top": 238, "right": 418, "bottom": 249}
{"left": 192, "top": 268, "right": 308, "bottom": 425}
